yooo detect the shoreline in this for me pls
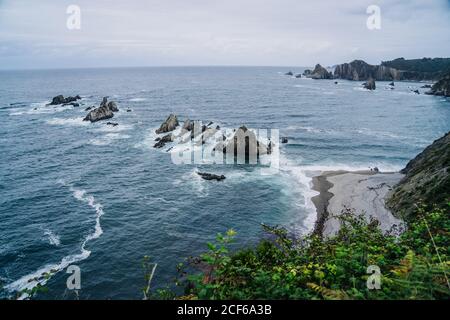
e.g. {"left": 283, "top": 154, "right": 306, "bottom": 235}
{"left": 311, "top": 170, "right": 404, "bottom": 237}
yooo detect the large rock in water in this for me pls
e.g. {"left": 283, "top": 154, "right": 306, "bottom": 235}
{"left": 156, "top": 114, "right": 179, "bottom": 134}
{"left": 334, "top": 60, "right": 401, "bottom": 81}
{"left": 386, "top": 131, "right": 450, "bottom": 219}
{"left": 425, "top": 72, "right": 450, "bottom": 97}
{"left": 308, "top": 64, "right": 333, "bottom": 79}
{"left": 49, "top": 95, "right": 81, "bottom": 105}
{"left": 83, "top": 97, "right": 119, "bottom": 122}
{"left": 363, "top": 78, "right": 376, "bottom": 90}
{"left": 216, "top": 126, "right": 271, "bottom": 161}
{"left": 197, "top": 172, "right": 226, "bottom": 181}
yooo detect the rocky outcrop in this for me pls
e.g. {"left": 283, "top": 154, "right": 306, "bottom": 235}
{"left": 281, "top": 137, "right": 288, "bottom": 143}
{"left": 303, "top": 69, "right": 312, "bottom": 76}
{"left": 154, "top": 133, "right": 173, "bottom": 148}
{"left": 83, "top": 97, "right": 119, "bottom": 122}
{"left": 425, "top": 72, "right": 450, "bottom": 97}
{"left": 334, "top": 60, "right": 401, "bottom": 81}
{"left": 156, "top": 114, "right": 179, "bottom": 134}
{"left": 308, "top": 64, "right": 332, "bottom": 79}
{"left": 363, "top": 78, "right": 376, "bottom": 90}
{"left": 215, "top": 126, "right": 272, "bottom": 160}
{"left": 197, "top": 172, "right": 226, "bottom": 181}
{"left": 285, "top": 71, "right": 293, "bottom": 76}
{"left": 48, "top": 95, "right": 81, "bottom": 106}
{"left": 386, "top": 131, "right": 450, "bottom": 219}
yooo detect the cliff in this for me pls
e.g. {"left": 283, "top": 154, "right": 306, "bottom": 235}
{"left": 333, "top": 60, "right": 401, "bottom": 81}
{"left": 381, "top": 57, "right": 450, "bottom": 81}
{"left": 425, "top": 72, "right": 450, "bottom": 97}
{"left": 386, "top": 131, "right": 450, "bottom": 219}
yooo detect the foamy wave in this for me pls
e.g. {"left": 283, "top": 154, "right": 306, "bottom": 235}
{"left": 129, "top": 98, "right": 147, "bottom": 102}
{"left": 44, "top": 229, "right": 61, "bottom": 246}
{"left": 4, "top": 182, "right": 105, "bottom": 299}
{"left": 9, "top": 101, "right": 78, "bottom": 116}
{"left": 88, "top": 133, "right": 131, "bottom": 146}
{"left": 46, "top": 117, "right": 88, "bottom": 127}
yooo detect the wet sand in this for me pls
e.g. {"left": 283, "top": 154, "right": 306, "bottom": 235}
{"left": 311, "top": 170, "right": 404, "bottom": 237}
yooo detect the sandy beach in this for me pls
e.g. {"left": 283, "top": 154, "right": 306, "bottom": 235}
{"left": 311, "top": 170, "right": 404, "bottom": 237}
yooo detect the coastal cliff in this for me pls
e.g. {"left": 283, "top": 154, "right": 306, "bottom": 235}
{"left": 334, "top": 57, "right": 450, "bottom": 81}
{"left": 334, "top": 60, "right": 401, "bottom": 81}
{"left": 425, "top": 72, "right": 450, "bottom": 97}
{"left": 386, "top": 131, "right": 450, "bottom": 219}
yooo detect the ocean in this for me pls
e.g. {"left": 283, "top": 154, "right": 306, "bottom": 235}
{"left": 0, "top": 66, "right": 449, "bottom": 299}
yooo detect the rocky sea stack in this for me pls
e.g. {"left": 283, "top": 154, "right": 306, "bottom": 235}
{"left": 83, "top": 97, "right": 119, "bottom": 122}
{"left": 386, "top": 131, "right": 450, "bottom": 219}
{"left": 308, "top": 64, "right": 333, "bottom": 79}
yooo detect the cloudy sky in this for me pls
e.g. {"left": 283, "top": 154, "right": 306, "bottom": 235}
{"left": 1, "top": 0, "right": 450, "bottom": 69}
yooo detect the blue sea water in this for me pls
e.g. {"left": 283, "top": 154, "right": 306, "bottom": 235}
{"left": 0, "top": 67, "right": 449, "bottom": 299}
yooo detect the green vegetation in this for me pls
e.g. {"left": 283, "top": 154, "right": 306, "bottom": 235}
{"left": 381, "top": 57, "right": 450, "bottom": 79}
{"left": 163, "top": 204, "right": 449, "bottom": 300}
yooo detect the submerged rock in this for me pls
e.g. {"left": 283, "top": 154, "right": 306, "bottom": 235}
{"left": 389, "top": 82, "right": 395, "bottom": 86}
{"left": 106, "top": 122, "right": 119, "bottom": 127}
{"left": 285, "top": 71, "right": 293, "bottom": 76}
{"left": 156, "top": 114, "right": 179, "bottom": 134}
{"left": 197, "top": 172, "right": 226, "bottom": 181}
{"left": 412, "top": 89, "right": 420, "bottom": 94}
{"left": 281, "top": 137, "right": 289, "bottom": 144}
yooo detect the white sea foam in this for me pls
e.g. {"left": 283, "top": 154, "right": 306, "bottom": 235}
{"left": 46, "top": 117, "right": 89, "bottom": 127}
{"left": 4, "top": 182, "right": 105, "bottom": 299}
{"left": 129, "top": 98, "right": 147, "bottom": 102}
{"left": 43, "top": 229, "right": 61, "bottom": 246}
{"left": 9, "top": 101, "right": 77, "bottom": 116}
{"left": 88, "top": 133, "right": 131, "bottom": 146}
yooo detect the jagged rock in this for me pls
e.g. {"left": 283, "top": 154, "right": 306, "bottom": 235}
{"left": 85, "top": 106, "right": 94, "bottom": 111}
{"left": 106, "top": 122, "right": 119, "bottom": 127}
{"left": 308, "top": 64, "right": 332, "bottom": 79}
{"left": 153, "top": 133, "right": 173, "bottom": 148}
{"left": 412, "top": 89, "right": 420, "bottom": 94}
{"left": 295, "top": 74, "right": 302, "bottom": 78}
{"left": 197, "top": 172, "right": 226, "bottom": 181}
{"left": 48, "top": 95, "right": 81, "bottom": 105}
{"left": 363, "top": 78, "right": 376, "bottom": 90}
{"left": 303, "top": 69, "right": 312, "bottom": 76}
{"left": 215, "top": 126, "right": 271, "bottom": 161}
{"left": 285, "top": 71, "right": 293, "bottom": 76}
{"left": 83, "top": 97, "right": 119, "bottom": 122}
{"left": 156, "top": 114, "right": 179, "bottom": 134}
{"left": 421, "top": 84, "right": 432, "bottom": 89}
{"left": 281, "top": 137, "right": 289, "bottom": 144}
{"left": 389, "top": 82, "right": 395, "bottom": 86}
{"left": 425, "top": 73, "right": 450, "bottom": 97}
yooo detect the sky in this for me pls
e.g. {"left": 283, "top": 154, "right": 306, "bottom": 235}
{"left": 0, "top": 0, "right": 450, "bottom": 69}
